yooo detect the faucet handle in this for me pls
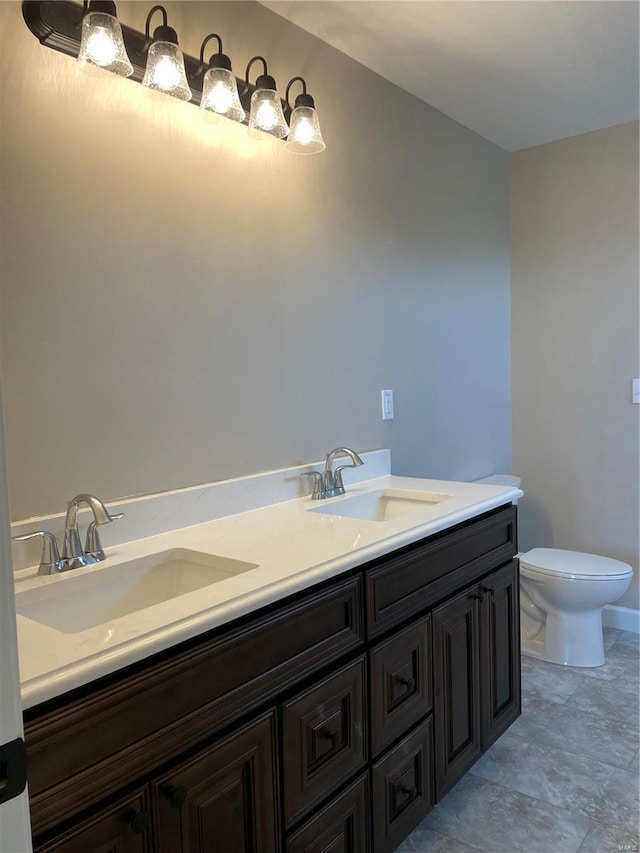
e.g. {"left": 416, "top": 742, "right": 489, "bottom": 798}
{"left": 302, "top": 471, "right": 323, "bottom": 500}
{"left": 13, "top": 531, "right": 62, "bottom": 576}
{"left": 85, "top": 512, "right": 124, "bottom": 562}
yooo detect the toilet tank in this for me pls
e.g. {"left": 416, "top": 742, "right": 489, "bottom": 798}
{"left": 475, "top": 474, "right": 522, "bottom": 489}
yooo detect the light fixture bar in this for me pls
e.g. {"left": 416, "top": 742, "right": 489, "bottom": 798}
{"left": 21, "top": 0, "right": 288, "bottom": 127}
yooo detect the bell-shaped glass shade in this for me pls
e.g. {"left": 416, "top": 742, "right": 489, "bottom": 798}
{"left": 77, "top": 11, "right": 133, "bottom": 77}
{"left": 142, "top": 41, "right": 192, "bottom": 101}
{"left": 248, "top": 89, "right": 289, "bottom": 139}
{"left": 285, "top": 106, "right": 326, "bottom": 154}
{"left": 200, "top": 67, "right": 245, "bottom": 123}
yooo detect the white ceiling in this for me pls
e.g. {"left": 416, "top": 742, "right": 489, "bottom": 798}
{"left": 261, "top": 1, "right": 640, "bottom": 151}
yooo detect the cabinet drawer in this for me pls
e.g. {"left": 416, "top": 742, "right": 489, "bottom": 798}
{"left": 367, "top": 505, "right": 516, "bottom": 637}
{"left": 152, "top": 710, "right": 279, "bottom": 853}
{"left": 370, "top": 615, "right": 432, "bottom": 757}
{"left": 25, "top": 575, "right": 363, "bottom": 836}
{"left": 283, "top": 656, "right": 367, "bottom": 828}
{"left": 371, "top": 718, "right": 433, "bottom": 853}
{"left": 34, "top": 786, "right": 152, "bottom": 853}
{"left": 286, "top": 773, "right": 370, "bottom": 852}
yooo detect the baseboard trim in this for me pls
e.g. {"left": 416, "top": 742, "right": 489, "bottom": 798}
{"left": 602, "top": 605, "right": 640, "bottom": 634}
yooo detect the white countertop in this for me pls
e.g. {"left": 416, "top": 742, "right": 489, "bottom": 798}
{"left": 14, "top": 471, "right": 521, "bottom": 709}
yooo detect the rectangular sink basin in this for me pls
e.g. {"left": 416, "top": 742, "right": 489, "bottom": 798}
{"left": 16, "top": 548, "right": 258, "bottom": 634}
{"left": 308, "top": 488, "right": 454, "bottom": 522}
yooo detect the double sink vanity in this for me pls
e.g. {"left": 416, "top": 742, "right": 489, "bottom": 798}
{"left": 12, "top": 450, "right": 523, "bottom": 852}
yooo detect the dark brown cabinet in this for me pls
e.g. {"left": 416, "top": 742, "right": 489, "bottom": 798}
{"left": 480, "top": 560, "right": 521, "bottom": 748}
{"left": 25, "top": 504, "right": 519, "bottom": 853}
{"left": 283, "top": 656, "right": 367, "bottom": 827}
{"left": 286, "top": 774, "right": 370, "bottom": 853}
{"left": 153, "top": 710, "right": 279, "bottom": 852}
{"left": 370, "top": 615, "right": 431, "bottom": 757}
{"left": 371, "top": 719, "right": 433, "bottom": 853}
{"left": 433, "top": 560, "right": 520, "bottom": 799}
{"left": 34, "top": 787, "right": 153, "bottom": 853}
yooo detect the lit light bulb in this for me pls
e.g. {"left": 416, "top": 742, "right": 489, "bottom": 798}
{"left": 205, "top": 82, "right": 233, "bottom": 114}
{"left": 285, "top": 103, "right": 325, "bottom": 154}
{"left": 256, "top": 99, "right": 278, "bottom": 130}
{"left": 293, "top": 118, "right": 314, "bottom": 145}
{"left": 77, "top": 8, "right": 133, "bottom": 78}
{"left": 85, "top": 26, "right": 118, "bottom": 66}
{"left": 152, "top": 54, "right": 180, "bottom": 91}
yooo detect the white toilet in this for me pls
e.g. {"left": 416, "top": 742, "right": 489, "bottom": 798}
{"left": 519, "top": 548, "right": 632, "bottom": 667}
{"left": 475, "top": 474, "right": 633, "bottom": 668}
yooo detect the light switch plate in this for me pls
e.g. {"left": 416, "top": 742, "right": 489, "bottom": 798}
{"left": 633, "top": 379, "right": 640, "bottom": 404}
{"left": 381, "top": 390, "right": 394, "bottom": 420}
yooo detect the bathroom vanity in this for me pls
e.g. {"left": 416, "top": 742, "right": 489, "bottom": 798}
{"left": 19, "top": 489, "right": 520, "bottom": 853}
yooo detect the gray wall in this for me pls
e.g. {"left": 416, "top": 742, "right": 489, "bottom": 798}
{"left": 511, "top": 122, "right": 640, "bottom": 609}
{"left": 0, "top": 1, "right": 511, "bottom": 521}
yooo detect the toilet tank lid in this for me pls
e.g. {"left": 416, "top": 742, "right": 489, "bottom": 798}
{"left": 476, "top": 474, "right": 521, "bottom": 488}
{"left": 520, "top": 548, "right": 633, "bottom": 578}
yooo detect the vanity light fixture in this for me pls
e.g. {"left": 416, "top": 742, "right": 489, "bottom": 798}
{"left": 141, "top": 5, "right": 191, "bottom": 101}
{"left": 22, "top": 1, "right": 327, "bottom": 153}
{"left": 198, "top": 33, "right": 245, "bottom": 124}
{"left": 245, "top": 56, "right": 289, "bottom": 139}
{"left": 284, "top": 77, "right": 325, "bottom": 155}
{"left": 76, "top": 0, "right": 133, "bottom": 77}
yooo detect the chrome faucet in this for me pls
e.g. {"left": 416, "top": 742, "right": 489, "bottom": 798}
{"left": 303, "top": 447, "right": 364, "bottom": 499}
{"left": 11, "top": 531, "right": 63, "bottom": 576}
{"left": 13, "top": 494, "right": 123, "bottom": 575}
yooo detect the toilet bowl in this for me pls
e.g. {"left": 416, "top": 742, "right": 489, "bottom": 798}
{"left": 519, "top": 548, "right": 632, "bottom": 667}
{"left": 473, "top": 474, "right": 633, "bottom": 668}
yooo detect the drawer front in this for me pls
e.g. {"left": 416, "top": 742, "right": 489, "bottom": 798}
{"left": 34, "top": 786, "right": 152, "bottom": 853}
{"left": 367, "top": 505, "right": 516, "bottom": 637}
{"left": 25, "top": 576, "right": 364, "bottom": 836}
{"left": 283, "top": 656, "right": 368, "bottom": 828}
{"left": 286, "top": 773, "right": 370, "bottom": 853}
{"left": 370, "top": 615, "right": 432, "bottom": 757}
{"left": 371, "top": 718, "right": 434, "bottom": 853}
{"left": 152, "top": 710, "right": 279, "bottom": 853}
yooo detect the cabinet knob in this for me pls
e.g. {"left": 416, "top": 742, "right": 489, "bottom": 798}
{"left": 395, "top": 675, "right": 416, "bottom": 692}
{"left": 470, "top": 591, "right": 484, "bottom": 601}
{"left": 482, "top": 585, "right": 496, "bottom": 597}
{"left": 397, "top": 783, "right": 417, "bottom": 800}
{"left": 320, "top": 728, "right": 339, "bottom": 747}
{"left": 163, "top": 785, "right": 187, "bottom": 809}
{"left": 125, "top": 810, "right": 150, "bottom": 834}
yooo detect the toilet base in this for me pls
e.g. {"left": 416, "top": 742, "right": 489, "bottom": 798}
{"left": 521, "top": 635, "right": 545, "bottom": 660}
{"left": 520, "top": 609, "right": 605, "bottom": 668}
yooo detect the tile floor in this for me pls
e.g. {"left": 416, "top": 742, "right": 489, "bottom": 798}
{"left": 396, "top": 628, "right": 640, "bottom": 853}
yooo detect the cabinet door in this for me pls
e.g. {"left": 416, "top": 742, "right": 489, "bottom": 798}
{"left": 286, "top": 773, "right": 370, "bottom": 853}
{"left": 282, "top": 656, "right": 367, "bottom": 828}
{"left": 480, "top": 561, "right": 521, "bottom": 749}
{"left": 370, "top": 615, "right": 431, "bottom": 758}
{"left": 432, "top": 587, "right": 482, "bottom": 800}
{"left": 152, "top": 710, "right": 279, "bottom": 853}
{"left": 371, "top": 718, "right": 433, "bottom": 853}
{"left": 34, "top": 787, "right": 152, "bottom": 853}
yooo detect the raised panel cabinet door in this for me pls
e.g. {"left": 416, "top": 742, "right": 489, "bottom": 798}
{"left": 480, "top": 561, "right": 521, "bottom": 749}
{"left": 152, "top": 710, "right": 279, "bottom": 853}
{"left": 283, "top": 656, "right": 367, "bottom": 828}
{"left": 370, "top": 615, "right": 432, "bottom": 758}
{"left": 34, "top": 786, "right": 152, "bottom": 853}
{"left": 286, "top": 773, "right": 370, "bottom": 853}
{"left": 371, "top": 718, "right": 433, "bottom": 853}
{"left": 432, "top": 587, "right": 482, "bottom": 800}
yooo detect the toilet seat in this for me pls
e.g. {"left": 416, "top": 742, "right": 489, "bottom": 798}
{"left": 520, "top": 548, "right": 633, "bottom": 582}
